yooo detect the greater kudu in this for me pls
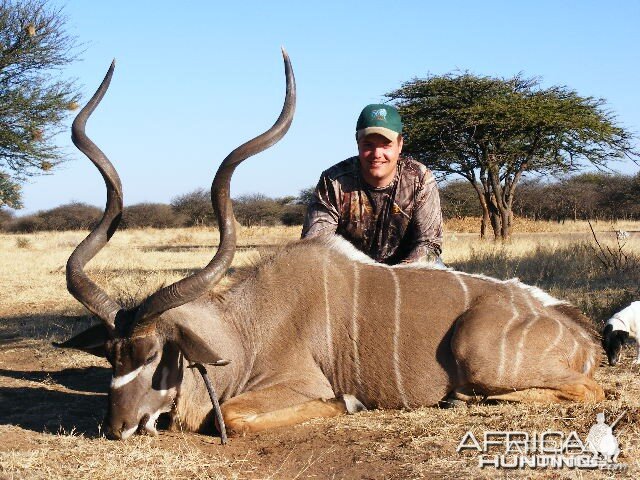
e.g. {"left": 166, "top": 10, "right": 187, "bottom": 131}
{"left": 59, "top": 50, "right": 604, "bottom": 440}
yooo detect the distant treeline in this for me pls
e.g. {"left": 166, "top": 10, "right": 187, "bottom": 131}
{"left": 441, "top": 172, "right": 640, "bottom": 222}
{"left": 1, "top": 172, "right": 638, "bottom": 232}
{"left": 0, "top": 189, "right": 312, "bottom": 232}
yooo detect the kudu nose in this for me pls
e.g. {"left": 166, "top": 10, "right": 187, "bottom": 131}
{"left": 105, "top": 419, "right": 138, "bottom": 440}
{"left": 104, "top": 423, "right": 122, "bottom": 440}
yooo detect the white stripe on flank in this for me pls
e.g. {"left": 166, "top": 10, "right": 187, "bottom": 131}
{"left": 497, "top": 288, "right": 519, "bottom": 383}
{"left": 582, "top": 354, "right": 594, "bottom": 374}
{"left": 390, "top": 268, "right": 409, "bottom": 408}
{"left": 513, "top": 291, "right": 540, "bottom": 376}
{"left": 542, "top": 317, "right": 564, "bottom": 359}
{"left": 452, "top": 272, "right": 471, "bottom": 310}
{"left": 568, "top": 338, "right": 579, "bottom": 365}
{"left": 323, "top": 253, "right": 335, "bottom": 381}
{"left": 111, "top": 366, "right": 143, "bottom": 389}
{"left": 351, "top": 262, "right": 362, "bottom": 390}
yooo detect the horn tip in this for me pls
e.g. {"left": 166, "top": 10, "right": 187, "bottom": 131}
{"left": 280, "top": 46, "right": 289, "bottom": 59}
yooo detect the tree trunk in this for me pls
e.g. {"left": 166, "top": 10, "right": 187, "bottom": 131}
{"left": 485, "top": 191, "right": 501, "bottom": 240}
{"left": 501, "top": 208, "right": 512, "bottom": 241}
{"left": 470, "top": 180, "right": 490, "bottom": 239}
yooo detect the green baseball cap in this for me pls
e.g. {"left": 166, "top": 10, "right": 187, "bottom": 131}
{"left": 356, "top": 104, "right": 403, "bottom": 142}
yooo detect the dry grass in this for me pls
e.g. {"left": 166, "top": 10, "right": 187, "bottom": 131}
{"left": 0, "top": 426, "right": 246, "bottom": 479}
{"left": 1, "top": 223, "right": 640, "bottom": 479}
{"left": 445, "top": 217, "right": 640, "bottom": 234}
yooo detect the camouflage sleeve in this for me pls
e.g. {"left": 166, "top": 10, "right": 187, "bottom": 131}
{"left": 301, "top": 172, "right": 340, "bottom": 239}
{"left": 402, "top": 171, "right": 443, "bottom": 263}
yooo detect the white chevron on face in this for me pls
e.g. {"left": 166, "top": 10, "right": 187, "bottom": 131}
{"left": 111, "top": 366, "right": 143, "bottom": 389}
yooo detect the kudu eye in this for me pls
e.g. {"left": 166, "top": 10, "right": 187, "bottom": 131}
{"left": 144, "top": 352, "right": 158, "bottom": 365}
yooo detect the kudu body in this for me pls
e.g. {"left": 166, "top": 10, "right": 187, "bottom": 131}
{"left": 60, "top": 51, "right": 604, "bottom": 440}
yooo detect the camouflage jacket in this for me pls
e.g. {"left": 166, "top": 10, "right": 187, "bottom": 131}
{"left": 301, "top": 157, "right": 443, "bottom": 265}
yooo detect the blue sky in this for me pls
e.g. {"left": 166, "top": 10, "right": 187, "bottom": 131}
{"left": 15, "top": 0, "right": 640, "bottom": 214}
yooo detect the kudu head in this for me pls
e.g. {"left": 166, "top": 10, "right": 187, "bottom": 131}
{"left": 56, "top": 51, "right": 295, "bottom": 439}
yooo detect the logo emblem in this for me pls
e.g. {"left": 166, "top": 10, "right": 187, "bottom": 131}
{"left": 371, "top": 108, "right": 387, "bottom": 122}
{"left": 585, "top": 412, "right": 621, "bottom": 463}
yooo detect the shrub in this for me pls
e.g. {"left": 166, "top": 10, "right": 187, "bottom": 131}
{"left": 39, "top": 202, "right": 102, "bottom": 230}
{"left": 281, "top": 204, "right": 306, "bottom": 226}
{"left": 5, "top": 202, "right": 101, "bottom": 232}
{"left": 122, "top": 203, "right": 186, "bottom": 229}
{"left": 233, "top": 193, "right": 283, "bottom": 227}
{"left": 6, "top": 214, "right": 46, "bottom": 233}
{"left": 0, "top": 208, "right": 15, "bottom": 231}
{"left": 15, "top": 237, "right": 31, "bottom": 248}
{"left": 171, "top": 189, "right": 215, "bottom": 226}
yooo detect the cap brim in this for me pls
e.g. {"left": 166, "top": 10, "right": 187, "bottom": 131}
{"left": 356, "top": 127, "right": 400, "bottom": 143}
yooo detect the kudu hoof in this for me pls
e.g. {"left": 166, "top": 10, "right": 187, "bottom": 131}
{"left": 340, "top": 394, "right": 368, "bottom": 414}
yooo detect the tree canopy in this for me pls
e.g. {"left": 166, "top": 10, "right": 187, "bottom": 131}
{"left": 0, "top": 171, "right": 21, "bottom": 208}
{"left": 386, "top": 72, "right": 638, "bottom": 239}
{"left": 0, "top": 0, "right": 80, "bottom": 208}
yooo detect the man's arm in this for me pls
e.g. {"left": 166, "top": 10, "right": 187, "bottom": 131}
{"left": 301, "top": 173, "right": 340, "bottom": 239}
{"left": 403, "top": 171, "right": 444, "bottom": 264}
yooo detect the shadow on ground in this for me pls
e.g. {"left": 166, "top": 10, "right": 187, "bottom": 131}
{"left": 0, "top": 366, "right": 110, "bottom": 436}
{"left": 0, "top": 366, "right": 109, "bottom": 393}
{"left": 0, "top": 314, "right": 95, "bottom": 344}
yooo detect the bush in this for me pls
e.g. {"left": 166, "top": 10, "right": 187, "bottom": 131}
{"left": 5, "top": 202, "right": 101, "bottom": 232}
{"left": 39, "top": 202, "right": 102, "bottom": 230}
{"left": 439, "top": 181, "right": 482, "bottom": 219}
{"left": 233, "top": 193, "right": 283, "bottom": 227}
{"left": 0, "top": 208, "right": 15, "bottom": 231}
{"left": 6, "top": 214, "right": 46, "bottom": 233}
{"left": 171, "top": 189, "right": 215, "bottom": 226}
{"left": 281, "top": 204, "right": 306, "bottom": 226}
{"left": 122, "top": 203, "right": 186, "bottom": 229}
{"left": 15, "top": 237, "right": 31, "bottom": 248}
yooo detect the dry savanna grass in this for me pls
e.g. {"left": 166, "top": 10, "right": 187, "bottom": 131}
{"left": 1, "top": 221, "right": 640, "bottom": 479}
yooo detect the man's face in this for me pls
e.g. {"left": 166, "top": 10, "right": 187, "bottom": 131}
{"left": 357, "top": 133, "right": 403, "bottom": 188}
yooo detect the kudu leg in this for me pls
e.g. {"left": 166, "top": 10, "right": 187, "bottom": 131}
{"left": 484, "top": 376, "right": 605, "bottom": 403}
{"left": 220, "top": 385, "right": 366, "bottom": 436}
{"left": 451, "top": 375, "right": 604, "bottom": 404}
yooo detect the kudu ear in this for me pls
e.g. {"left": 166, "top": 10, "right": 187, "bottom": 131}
{"left": 53, "top": 323, "right": 110, "bottom": 357}
{"left": 167, "top": 324, "right": 230, "bottom": 365}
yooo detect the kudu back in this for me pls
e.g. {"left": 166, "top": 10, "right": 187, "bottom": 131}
{"left": 59, "top": 51, "right": 604, "bottom": 440}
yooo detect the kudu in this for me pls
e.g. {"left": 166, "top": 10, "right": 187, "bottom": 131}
{"left": 59, "top": 50, "right": 604, "bottom": 441}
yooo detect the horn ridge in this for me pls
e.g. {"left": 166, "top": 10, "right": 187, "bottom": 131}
{"left": 67, "top": 60, "right": 123, "bottom": 329}
{"left": 134, "top": 49, "right": 296, "bottom": 324}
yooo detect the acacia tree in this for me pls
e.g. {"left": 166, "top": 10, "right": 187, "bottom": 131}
{"left": 0, "top": 171, "right": 21, "bottom": 208}
{"left": 0, "top": 0, "right": 80, "bottom": 208}
{"left": 386, "top": 73, "right": 638, "bottom": 239}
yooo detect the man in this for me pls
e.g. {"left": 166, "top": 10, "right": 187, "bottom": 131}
{"left": 302, "top": 104, "right": 444, "bottom": 266}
